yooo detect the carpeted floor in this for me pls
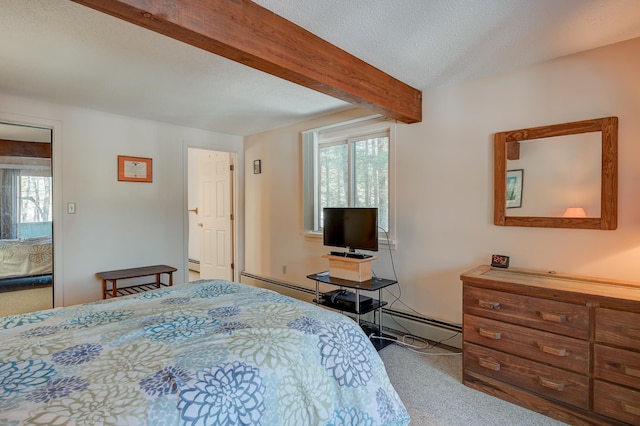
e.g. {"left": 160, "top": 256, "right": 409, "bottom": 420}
{"left": 379, "top": 342, "right": 568, "bottom": 426}
{"left": 0, "top": 286, "right": 53, "bottom": 317}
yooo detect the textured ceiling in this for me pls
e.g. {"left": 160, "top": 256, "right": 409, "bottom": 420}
{"left": 1, "top": 0, "right": 640, "bottom": 136}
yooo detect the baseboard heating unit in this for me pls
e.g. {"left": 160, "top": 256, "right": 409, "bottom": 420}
{"left": 188, "top": 259, "right": 200, "bottom": 272}
{"left": 240, "top": 271, "right": 462, "bottom": 349}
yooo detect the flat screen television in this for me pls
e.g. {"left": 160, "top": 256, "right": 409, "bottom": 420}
{"left": 323, "top": 207, "right": 378, "bottom": 252}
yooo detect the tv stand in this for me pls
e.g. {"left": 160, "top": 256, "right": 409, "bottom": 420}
{"left": 307, "top": 272, "right": 397, "bottom": 351}
{"left": 322, "top": 254, "right": 377, "bottom": 282}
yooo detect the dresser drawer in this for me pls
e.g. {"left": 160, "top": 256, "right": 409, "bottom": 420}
{"left": 594, "top": 380, "right": 640, "bottom": 425}
{"left": 464, "top": 342, "right": 589, "bottom": 409}
{"left": 464, "top": 286, "right": 589, "bottom": 339}
{"left": 596, "top": 308, "right": 640, "bottom": 351}
{"left": 464, "top": 314, "right": 589, "bottom": 374}
{"left": 594, "top": 344, "right": 640, "bottom": 390}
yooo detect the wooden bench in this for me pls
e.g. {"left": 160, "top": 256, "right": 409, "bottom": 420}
{"left": 96, "top": 265, "right": 177, "bottom": 299}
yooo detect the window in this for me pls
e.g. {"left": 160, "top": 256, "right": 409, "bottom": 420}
{"left": 0, "top": 125, "right": 53, "bottom": 240}
{"left": 303, "top": 116, "right": 394, "bottom": 243}
{"left": 20, "top": 172, "right": 52, "bottom": 223}
{"left": 0, "top": 168, "right": 52, "bottom": 239}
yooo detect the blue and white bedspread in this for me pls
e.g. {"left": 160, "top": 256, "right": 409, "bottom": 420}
{"left": 0, "top": 280, "right": 409, "bottom": 425}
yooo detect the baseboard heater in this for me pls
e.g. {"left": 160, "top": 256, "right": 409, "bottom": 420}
{"left": 240, "top": 272, "right": 462, "bottom": 341}
{"left": 188, "top": 259, "right": 200, "bottom": 272}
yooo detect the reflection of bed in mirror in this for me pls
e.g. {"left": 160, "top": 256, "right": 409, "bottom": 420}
{"left": 0, "top": 122, "right": 54, "bottom": 290}
{"left": 0, "top": 237, "right": 52, "bottom": 290}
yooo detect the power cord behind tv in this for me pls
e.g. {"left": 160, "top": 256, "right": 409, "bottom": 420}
{"left": 369, "top": 226, "right": 461, "bottom": 355}
{"left": 368, "top": 331, "right": 462, "bottom": 355}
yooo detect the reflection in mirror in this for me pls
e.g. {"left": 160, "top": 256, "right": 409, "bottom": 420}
{"left": 0, "top": 121, "right": 53, "bottom": 315}
{"left": 494, "top": 117, "right": 618, "bottom": 230}
{"left": 506, "top": 133, "right": 601, "bottom": 217}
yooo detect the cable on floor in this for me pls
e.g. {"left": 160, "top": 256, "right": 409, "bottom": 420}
{"left": 369, "top": 331, "right": 462, "bottom": 355}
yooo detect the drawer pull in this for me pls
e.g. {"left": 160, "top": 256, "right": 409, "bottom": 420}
{"left": 622, "top": 365, "right": 640, "bottom": 379}
{"left": 539, "top": 311, "right": 568, "bottom": 323}
{"left": 537, "top": 376, "right": 565, "bottom": 391}
{"left": 622, "top": 401, "right": 640, "bottom": 416}
{"left": 478, "top": 299, "right": 501, "bottom": 310}
{"left": 539, "top": 344, "right": 567, "bottom": 357}
{"left": 478, "top": 357, "right": 501, "bottom": 371}
{"left": 478, "top": 328, "right": 501, "bottom": 340}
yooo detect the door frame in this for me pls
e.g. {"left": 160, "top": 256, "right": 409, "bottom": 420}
{"left": 182, "top": 141, "right": 243, "bottom": 284}
{"left": 0, "top": 112, "right": 63, "bottom": 308}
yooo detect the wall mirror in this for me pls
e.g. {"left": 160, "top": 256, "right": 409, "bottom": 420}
{"left": 494, "top": 117, "right": 618, "bottom": 229}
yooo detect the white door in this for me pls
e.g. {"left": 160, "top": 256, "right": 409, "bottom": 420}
{"left": 199, "top": 151, "right": 233, "bottom": 280}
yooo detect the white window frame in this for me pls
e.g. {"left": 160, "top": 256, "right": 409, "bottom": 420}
{"left": 302, "top": 115, "right": 396, "bottom": 247}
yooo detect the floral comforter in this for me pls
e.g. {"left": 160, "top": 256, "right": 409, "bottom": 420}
{"left": 0, "top": 280, "right": 409, "bottom": 425}
{"left": 0, "top": 237, "right": 52, "bottom": 278}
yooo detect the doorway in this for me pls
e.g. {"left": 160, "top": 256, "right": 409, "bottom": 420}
{"left": 187, "top": 148, "right": 235, "bottom": 282}
{"left": 0, "top": 122, "right": 53, "bottom": 316}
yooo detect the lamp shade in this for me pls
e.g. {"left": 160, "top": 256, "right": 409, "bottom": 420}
{"left": 563, "top": 207, "right": 587, "bottom": 218}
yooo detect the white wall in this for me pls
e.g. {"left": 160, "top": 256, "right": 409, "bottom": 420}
{"left": 0, "top": 94, "right": 243, "bottom": 307}
{"left": 244, "top": 37, "right": 640, "bottom": 328}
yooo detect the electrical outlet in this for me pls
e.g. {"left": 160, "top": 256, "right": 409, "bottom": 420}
{"left": 67, "top": 202, "right": 76, "bottom": 214}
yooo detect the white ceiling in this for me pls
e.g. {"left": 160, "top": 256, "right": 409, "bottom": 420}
{"left": 1, "top": 0, "right": 640, "bottom": 136}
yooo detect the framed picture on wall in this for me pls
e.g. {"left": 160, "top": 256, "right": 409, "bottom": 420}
{"left": 506, "top": 169, "right": 523, "bottom": 208}
{"left": 118, "top": 155, "right": 152, "bottom": 182}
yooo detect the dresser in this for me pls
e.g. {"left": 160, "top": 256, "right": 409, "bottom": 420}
{"left": 461, "top": 265, "right": 640, "bottom": 426}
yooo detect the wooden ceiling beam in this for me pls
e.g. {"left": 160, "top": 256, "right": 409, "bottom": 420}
{"left": 0, "top": 139, "right": 52, "bottom": 158}
{"left": 71, "top": 0, "right": 422, "bottom": 124}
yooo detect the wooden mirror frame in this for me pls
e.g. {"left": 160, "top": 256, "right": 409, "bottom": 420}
{"left": 494, "top": 116, "right": 618, "bottom": 229}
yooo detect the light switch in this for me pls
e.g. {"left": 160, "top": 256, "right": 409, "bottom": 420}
{"left": 67, "top": 203, "right": 76, "bottom": 214}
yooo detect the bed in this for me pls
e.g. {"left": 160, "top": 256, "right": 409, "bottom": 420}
{"left": 0, "top": 237, "right": 52, "bottom": 289}
{"left": 0, "top": 279, "right": 410, "bottom": 425}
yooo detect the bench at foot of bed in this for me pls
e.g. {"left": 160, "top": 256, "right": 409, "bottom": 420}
{"left": 96, "top": 265, "right": 177, "bottom": 299}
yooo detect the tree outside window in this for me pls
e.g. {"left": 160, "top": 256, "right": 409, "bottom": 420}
{"left": 0, "top": 169, "right": 52, "bottom": 239}
{"left": 21, "top": 174, "right": 52, "bottom": 224}
{"left": 318, "top": 132, "right": 389, "bottom": 233}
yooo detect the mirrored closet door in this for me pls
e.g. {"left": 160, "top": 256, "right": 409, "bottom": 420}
{"left": 0, "top": 122, "right": 53, "bottom": 316}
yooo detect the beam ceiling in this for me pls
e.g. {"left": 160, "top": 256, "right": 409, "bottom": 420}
{"left": 71, "top": 0, "right": 422, "bottom": 124}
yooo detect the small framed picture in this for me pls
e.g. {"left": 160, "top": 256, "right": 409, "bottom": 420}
{"left": 118, "top": 155, "right": 152, "bottom": 182}
{"left": 491, "top": 254, "right": 510, "bottom": 268}
{"left": 506, "top": 169, "right": 523, "bottom": 208}
{"left": 253, "top": 159, "right": 262, "bottom": 174}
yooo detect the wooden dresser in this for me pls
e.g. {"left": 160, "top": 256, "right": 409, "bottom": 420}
{"left": 461, "top": 265, "right": 640, "bottom": 426}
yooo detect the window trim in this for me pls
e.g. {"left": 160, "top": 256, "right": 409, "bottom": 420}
{"left": 302, "top": 115, "right": 396, "bottom": 248}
